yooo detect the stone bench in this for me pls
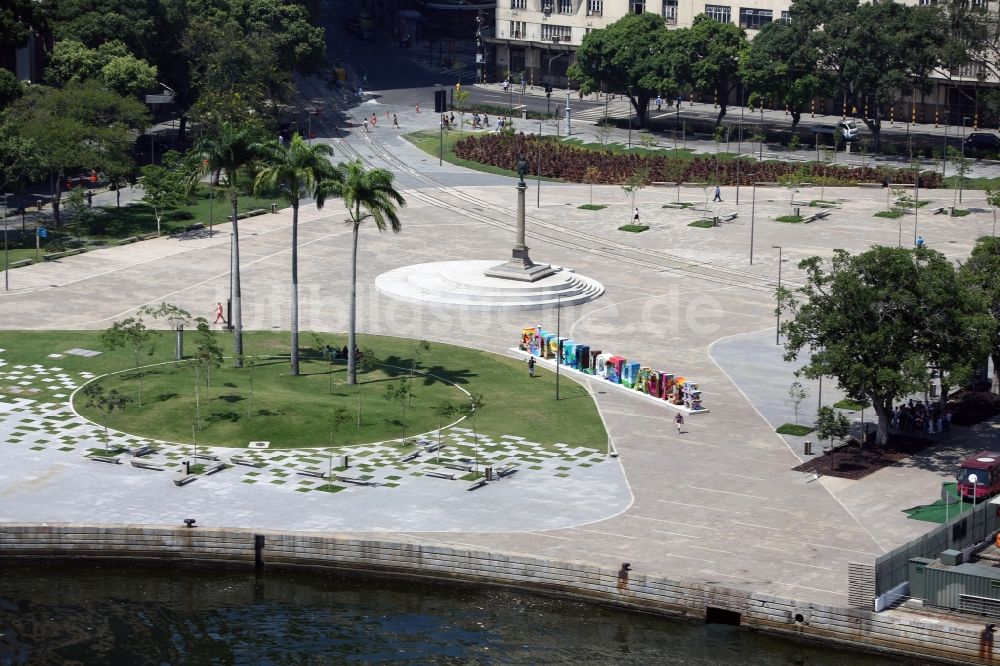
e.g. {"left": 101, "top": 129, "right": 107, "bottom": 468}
{"left": 8, "top": 259, "right": 32, "bottom": 268}
{"left": 425, "top": 471, "right": 459, "bottom": 480}
{"left": 400, "top": 451, "right": 420, "bottom": 463}
{"left": 423, "top": 443, "right": 442, "bottom": 453}
{"left": 444, "top": 463, "right": 475, "bottom": 472}
{"left": 804, "top": 210, "right": 830, "bottom": 224}
{"left": 230, "top": 456, "right": 265, "bottom": 468}
{"left": 296, "top": 469, "right": 328, "bottom": 479}
{"left": 204, "top": 463, "right": 227, "bottom": 475}
{"left": 466, "top": 478, "right": 488, "bottom": 491}
{"left": 336, "top": 475, "right": 377, "bottom": 486}
{"left": 130, "top": 445, "right": 155, "bottom": 457}
{"left": 193, "top": 453, "right": 220, "bottom": 462}
{"left": 496, "top": 466, "right": 518, "bottom": 479}
{"left": 130, "top": 460, "right": 164, "bottom": 471}
{"left": 173, "top": 476, "right": 197, "bottom": 487}
{"left": 88, "top": 455, "right": 121, "bottom": 464}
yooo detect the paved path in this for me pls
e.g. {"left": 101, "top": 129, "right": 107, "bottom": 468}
{"left": 3, "top": 99, "right": 999, "bottom": 606}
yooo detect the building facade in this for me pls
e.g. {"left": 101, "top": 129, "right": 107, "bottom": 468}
{"left": 488, "top": 0, "right": 999, "bottom": 127}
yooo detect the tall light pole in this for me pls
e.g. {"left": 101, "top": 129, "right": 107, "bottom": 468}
{"left": 536, "top": 121, "right": 542, "bottom": 208}
{"left": 3, "top": 193, "right": 9, "bottom": 292}
{"left": 749, "top": 178, "right": 757, "bottom": 264}
{"left": 772, "top": 244, "right": 784, "bottom": 345}
{"left": 565, "top": 88, "right": 571, "bottom": 136}
{"left": 960, "top": 116, "right": 970, "bottom": 204}
{"left": 555, "top": 293, "right": 561, "bottom": 400}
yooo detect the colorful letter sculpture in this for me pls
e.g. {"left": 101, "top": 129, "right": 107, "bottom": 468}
{"left": 518, "top": 326, "right": 707, "bottom": 412}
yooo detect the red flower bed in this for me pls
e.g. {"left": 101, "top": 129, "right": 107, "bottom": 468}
{"left": 453, "top": 134, "right": 943, "bottom": 188}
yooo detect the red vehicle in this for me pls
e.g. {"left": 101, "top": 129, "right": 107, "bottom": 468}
{"left": 958, "top": 450, "right": 1000, "bottom": 501}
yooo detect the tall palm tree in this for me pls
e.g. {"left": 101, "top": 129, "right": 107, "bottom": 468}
{"left": 325, "top": 159, "right": 406, "bottom": 385}
{"left": 193, "top": 123, "right": 266, "bottom": 368}
{"left": 254, "top": 134, "right": 338, "bottom": 376}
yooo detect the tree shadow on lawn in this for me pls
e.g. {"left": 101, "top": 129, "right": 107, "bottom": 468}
{"left": 378, "top": 355, "right": 477, "bottom": 387}
{"left": 156, "top": 392, "right": 179, "bottom": 402}
{"left": 206, "top": 410, "right": 242, "bottom": 425}
{"left": 216, "top": 394, "right": 245, "bottom": 404}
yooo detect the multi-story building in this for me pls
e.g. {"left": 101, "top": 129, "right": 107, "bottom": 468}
{"left": 488, "top": 0, "right": 997, "bottom": 126}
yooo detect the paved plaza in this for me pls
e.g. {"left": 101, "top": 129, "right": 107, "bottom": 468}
{"left": 3, "top": 105, "right": 1000, "bottom": 607}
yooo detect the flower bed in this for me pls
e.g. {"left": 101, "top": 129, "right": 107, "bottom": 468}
{"left": 454, "top": 134, "right": 944, "bottom": 188}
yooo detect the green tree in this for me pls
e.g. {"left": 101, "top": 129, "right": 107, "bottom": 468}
{"left": 383, "top": 380, "right": 411, "bottom": 444}
{"left": 63, "top": 185, "right": 91, "bottom": 239}
{"left": 794, "top": 0, "right": 948, "bottom": 150}
{"left": 961, "top": 237, "right": 1000, "bottom": 393}
{"left": 140, "top": 150, "right": 188, "bottom": 236}
{"left": 192, "top": 122, "right": 267, "bottom": 368}
{"left": 44, "top": 39, "right": 103, "bottom": 86}
{"left": 191, "top": 317, "right": 223, "bottom": 429}
{"left": 815, "top": 406, "right": 851, "bottom": 449}
{"left": 82, "top": 383, "right": 132, "bottom": 453}
{"left": 947, "top": 146, "right": 971, "bottom": 209}
{"left": 740, "top": 19, "right": 828, "bottom": 133}
{"left": 101, "top": 53, "right": 158, "bottom": 97}
{"left": 0, "top": 69, "right": 23, "bottom": 111}
{"left": 12, "top": 80, "right": 148, "bottom": 226}
{"left": 680, "top": 15, "right": 748, "bottom": 126}
{"left": 254, "top": 134, "right": 338, "bottom": 376}
{"left": 454, "top": 88, "right": 470, "bottom": 133}
{"left": 780, "top": 247, "right": 954, "bottom": 445}
{"left": 568, "top": 12, "right": 676, "bottom": 128}
{"left": 787, "top": 380, "right": 808, "bottom": 425}
{"left": 101, "top": 315, "right": 155, "bottom": 406}
{"left": 620, "top": 167, "right": 649, "bottom": 223}
{"left": 325, "top": 159, "right": 406, "bottom": 385}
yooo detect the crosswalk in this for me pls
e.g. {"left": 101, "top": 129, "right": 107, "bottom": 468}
{"left": 572, "top": 100, "right": 636, "bottom": 122}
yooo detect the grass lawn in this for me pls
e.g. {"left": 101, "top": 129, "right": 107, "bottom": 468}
{"left": 0, "top": 330, "right": 605, "bottom": 451}
{"left": 404, "top": 130, "right": 562, "bottom": 181}
{"left": 776, "top": 423, "right": 815, "bottom": 436}
{"left": 578, "top": 204, "right": 607, "bottom": 211}
{"left": 950, "top": 208, "right": 972, "bottom": 217}
{"left": 945, "top": 176, "right": 1000, "bottom": 190}
{"left": 833, "top": 398, "right": 868, "bottom": 411}
{"left": 874, "top": 210, "right": 905, "bottom": 219}
{"left": 2, "top": 248, "right": 42, "bottom": 265}
{"left": 775, "top": 214, "right": 804, "bottom": 223}
{"left": 618, "top": 224, "right": 649, "bottom": 232}
{"left": 687, "top": 219, "right": 715, "bottom": 228}
{"left": 903, "top": 483, "right": 974, "bottom": 523}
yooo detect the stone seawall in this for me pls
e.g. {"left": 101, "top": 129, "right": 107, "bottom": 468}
{"left": 0, "top": 524, "right": 990, "bottom": 664}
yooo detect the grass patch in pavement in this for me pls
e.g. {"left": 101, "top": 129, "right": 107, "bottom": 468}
{"left": 687, "top": 219, "right": 715, "bottom": 228}
{"left": 833, "top": 398, "right": 868, "bottom": 411}
{"left": 776, "top": 423, "right": 815, "bottom": 436}
{"left": 874, "top": 210, "right": 904, "bottom": 219}
{"left": 775, "top": 214, "right": 804, "bottom": 223}
{"left": 0, "top": 331, "right": 605, "bottom": 452}
{"left": 903, "top": 483, "right": 974, "bottom": 523}
{"left": 578, "top": 204, "right": 607, "bottom": 211}
{"left": 619, "top": 224, "right": 649, "bottom": 232}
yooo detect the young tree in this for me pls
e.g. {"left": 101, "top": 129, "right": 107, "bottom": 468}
{"left": 140, "top": 151, "right": 187, "bottom": 236}
{"left": 324, "top": 160, "right": 406, "bottom": 385}
{"left": 101, "top": 315, "right": 155, "bottom": 406}
{"left": 192, "top": 122, "right": 267, "bottom": 368}
{"left": 815, "top": 405, "right": 851, "bottom": 450}
{"left": 961, "top": 237, "right": 1000, "bottom": 393}
{"left": 947, "top": 146, "right": 971, "bottom": 209}
{"left": 986, "top": 187, "right": 1000, "bottom": 237}
{"left": 383, "top": 380, "right": 411, "bottom": 444}
{"left": 191, "top": 317, "right": 223, "bottom": 429}
{"left": 454, "top": 88, "right": 470, "bottom": 133}
{"left": 620, "top": 167, "right": 650, "bottom": 224}
{"left": 254, "top": 134, "right": 339, "bottom": 376}
{"left": 63, "top": 186, "right": 91, "bottom": 240}
{"left": 82, "top": 383, "right": 132, "bottom": 453}
{"left": 584, "top": 165, "right": 601, "bottom": 205}
{"left": 787, "top": 380, "right": 809, "bottom": 425}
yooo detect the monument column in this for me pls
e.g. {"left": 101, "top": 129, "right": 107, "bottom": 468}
{"left": 485, "top": 157, "right": 556, "bottom": 282}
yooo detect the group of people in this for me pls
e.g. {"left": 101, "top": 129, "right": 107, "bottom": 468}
{"left": 363, "top": 112, "right": 400, "bottom": 132}
{"left": 891, "top": 399, "right": 951, "bottom": 435}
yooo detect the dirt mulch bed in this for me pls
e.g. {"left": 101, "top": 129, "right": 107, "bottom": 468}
{"left": 948, "top": 389, "right": 1000, "bottom": 427}
{"left": 793, "top": 434, "right": 935, "bottom": 480}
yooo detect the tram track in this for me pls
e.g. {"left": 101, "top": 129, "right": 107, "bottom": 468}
{"left": 296, "top": 77, "right": 790, "bottom": 295}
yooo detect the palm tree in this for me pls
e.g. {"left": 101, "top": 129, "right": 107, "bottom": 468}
{"left": 254, "top": 135, "right": 338, "bottom": 376}
{"left": 325, "top": 159, "right": 406, "bottom": 385}
{"left": 192, "top": 123, "right": 266, "bottom": 368}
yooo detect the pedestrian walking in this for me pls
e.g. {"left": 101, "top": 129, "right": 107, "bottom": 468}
{"left": 213, "top": 301, "right": 226, "bottom": 325}
{"left": 370, "top": 113, "right": 377, "bottom": 128}
{"left": 916, "top": 235, "right": 925, "bottom": 248}
{"left": 655, "top": 95, "right": 663, "bottom": 111}
{"left": 482, "top": 113, "right": 490, "bottom": 129}
{"left": 674, "top": 413, "right": 684, "bottom": 434}
{"left": 496, "top": 117, "right": 504, "bottom": 132}
{"left": 713, "top": 185, "right": 722, "bottom": 202}
{"left": 449, "top": 112, "right": 455, "bottom": 126}
{"left": 393, "top": 113, "right": 399, "bottom": 129}
{"left": 363, "top": 117, "right": 369, "bottom": 133}
{"left": 633, "top": 207, "right": 640, "bottom": 224}
{"left": 528, "top": 356, "right": 536, "bottom": 378}
{"left": 503, "top": 78, "right": 510, "bottom": 94}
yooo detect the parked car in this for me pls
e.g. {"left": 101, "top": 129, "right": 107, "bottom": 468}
{"left": 810, "top": 120, "right": 861, "bottom": 142}
{"left": 963, "top": 132, "right": 1000, "bottom": 158}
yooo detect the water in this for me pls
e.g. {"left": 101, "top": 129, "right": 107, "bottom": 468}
{"left": 0, "top": 563, "right": 918, "bottom": 665}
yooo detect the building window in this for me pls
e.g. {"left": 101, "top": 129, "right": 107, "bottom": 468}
{"left": 631, "top": 1, "right": 645, "bottom": 13}
{"left": 511, "top": 0, "right": 526, "bottom": 8}
{"left": 558, "top": 0, "right": 573, "bottom": 13}
{"left": 509, "top": 20, "right": 526, "bottom": 38}
{"left": 588, "top": 0, "right": 603, "bottom": 16}
{"left": 704, "top": 4, "right": 731, "bottom": 23}
{"left": 918, "top": 0, "right": 937, "bottom": 5}
{"left": 780, "top": 10, "right": 790, "bottom": 22}
{"left": 739, "top": 7, "right": 772, "bottom": 29}
{"left": 663, "top": 0, "right": 677, "bottom": 24}
{"left": 541, "top": 23, "right": 572, "bottom": 41}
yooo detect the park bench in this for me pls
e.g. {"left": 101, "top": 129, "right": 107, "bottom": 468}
{"left": 466, "top": 479, "right": 488, "bottom": 491}
{"left": 88, "top": 455, "right": 121, "bottom": 464}
{"left": 173, "top": 476, "right": 197, "bottom": 487}
{"left": 130, "top": 460, "right": 164, "bottom": 471}
{"left": 336, "top": 475, "right": 377, "bottom": 486}
{"left": 444, "top": 463, "right": 475, "bottom": 472}
{"left": 400, "top": 451, "right": 420, "bottom": 463}
{"left": 230, "top": 456, "right": 265, "bottom": 468}
{"left": 130, "top": 445, "right": 156, "bottom": 457}
{"left": 425, "top": 471, "right": 459, "bottom": 480}
{"left": 496, "top": 466, "right": 518, "bottom": 479}
{"left": 804, "top": 211, "right": 830, "bottom": 224}
{"left": 193, "top": 453, "right": 220, "bottom": 462}
{"left": 296, "top": 469, "right": 328, "bottom": 479}
{"left": 204, "top": 463, "right": 227, "bottom": 475}
{"left": 423, "top": 443, "right": 442, "bottom": 453}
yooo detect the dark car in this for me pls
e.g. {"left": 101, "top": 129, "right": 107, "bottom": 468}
{"left": 963, "top": 132, "right": 1000, "bottom": 158}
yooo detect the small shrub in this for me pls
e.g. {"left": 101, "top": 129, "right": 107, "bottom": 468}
{"left": 833, "top": 398, "right": 868, "bottom": 411}
{"left": 687, "top": 219, "right": 716, "bottom": 228}
{"left": 578, "top": 204, "right": 607, "bottom": 211}
{"left": 874, "top": 210, "right": 904, "bottom": 219}
{"left": 788, "top": 134, "right": 801, "bottom": 151}
{"left": 776, "top": 214, "right": 803, "bottom": 223}
{"left": 950, "top": 208, "right": 971, "bottom": 217}
{"left": 618, "top": 224, "right": 649, "bottom": 232}
{"left": 776, "top": 423, "right": 815, "bottom": 436}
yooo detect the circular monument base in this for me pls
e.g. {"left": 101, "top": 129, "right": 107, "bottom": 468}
{"left": 375, "top": 260, "right": 604, "bottom": 311}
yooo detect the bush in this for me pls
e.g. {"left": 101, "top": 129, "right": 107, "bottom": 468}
{"left": 874, "top": 210, "right": 904, "bottom": 218}
{"left": 452, "top": 135, "right": 944, "bottom": 188}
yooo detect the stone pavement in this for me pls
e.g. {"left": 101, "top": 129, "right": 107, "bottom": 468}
{"left": 2, "top": 116, "right": 999, "bottom": 607}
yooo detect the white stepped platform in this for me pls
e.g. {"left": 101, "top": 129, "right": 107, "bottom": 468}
{"left": 375, "top": 260, "right": 604, "bottom": 311}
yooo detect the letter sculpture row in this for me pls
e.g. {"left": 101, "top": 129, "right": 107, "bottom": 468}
{"left": 519, "top": 326, "right": 705, "bottom": 412}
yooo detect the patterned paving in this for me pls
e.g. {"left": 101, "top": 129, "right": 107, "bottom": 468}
{"left": 0, "top": 350, "right": 610, "bottom": 496}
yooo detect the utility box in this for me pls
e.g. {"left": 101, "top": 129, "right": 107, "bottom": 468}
{"left": 940, "top": 549, "right": 963, "bottom": 566}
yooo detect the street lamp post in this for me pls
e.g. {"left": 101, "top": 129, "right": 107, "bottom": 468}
{"left": 960, "top": 116, "right": 970, "bottom": 204}
{"left": 2, "top": 193, "right": 9, "bottom": 292}
{"left": 555, "top": 293, "right": 562, "bottom": 400}
{"left": 772, "top": 244, "right": 784, "bottom": 345}
{"left": 565, "top": 88, "right": 571, "bottom": 136}
{"left": 749, "top": 179, "right": 757, "bottom": 264}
